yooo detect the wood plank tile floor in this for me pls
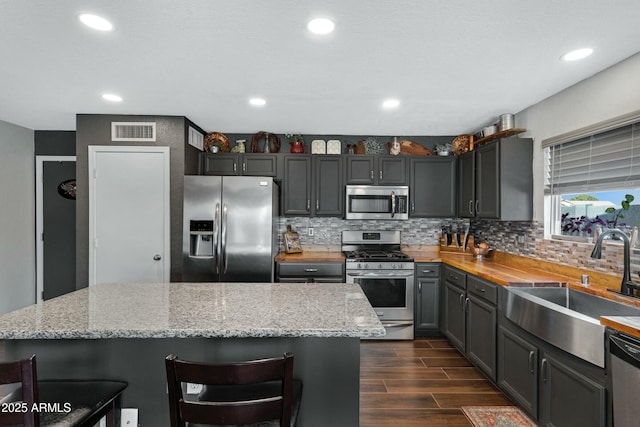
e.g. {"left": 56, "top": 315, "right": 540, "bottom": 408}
{"left": 360, "top": 337, "right": 515, "bottom": 426}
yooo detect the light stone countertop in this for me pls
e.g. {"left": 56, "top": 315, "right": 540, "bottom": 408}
{"left": 0, "top": 282, "right": 385, "bottom": 339}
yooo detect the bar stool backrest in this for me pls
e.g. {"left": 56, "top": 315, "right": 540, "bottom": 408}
{"left": 165, "top": 352, "right": 295, "bottom": 427}
{"left": 0, "top": 355, "right": 38, "bottom": 427}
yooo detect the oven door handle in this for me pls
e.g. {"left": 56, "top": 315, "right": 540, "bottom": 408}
{"left": 346, "top": 272, "right": 414, "bottom": 278}
{"left": 382, "top": 321, "right": 414, "bottom": 328}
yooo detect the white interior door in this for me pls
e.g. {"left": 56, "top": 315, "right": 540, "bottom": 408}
{"left": 88, "top": 146, "right": 170, "bottom": 285}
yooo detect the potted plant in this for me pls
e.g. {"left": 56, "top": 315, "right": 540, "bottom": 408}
{"left": 604, "top": 194, "right": 634, "bottom": 228}
{"left": 285, "top": 133, "right": 305, "bottom": 153}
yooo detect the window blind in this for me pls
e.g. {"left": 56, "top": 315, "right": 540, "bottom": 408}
{"left": 545, "top": 122, "right": 640, "bottom": 194}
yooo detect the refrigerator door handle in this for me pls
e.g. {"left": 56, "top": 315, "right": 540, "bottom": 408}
{"left": 213, "top": 203, "right": 220, "bottom": 273}
{"left": 221, "top": 204, "right": 228, "bottom": 274}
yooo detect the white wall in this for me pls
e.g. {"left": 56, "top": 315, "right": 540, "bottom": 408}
{"left": 0, "top": 119, "right": 35, "bottom": 314}
{"left": 516, "top": 52, "right": 640, "bottom": 221}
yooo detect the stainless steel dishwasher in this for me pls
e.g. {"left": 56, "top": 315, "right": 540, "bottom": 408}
{"left": 609, "top": 332, "right": 640, "bottom": 427}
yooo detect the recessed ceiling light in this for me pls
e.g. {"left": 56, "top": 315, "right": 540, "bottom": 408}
{"left": 307, "top": 18, "right": 335, "bottom": 35}
{"left": 249, "top": 98, "right": 266, "bottom": 106}
{"left": 382, "top": 99, "right": 400, "bottom": 109}
{"left": 102, "top": 93, "right": 122, "bottom": 102}
{"left": 79, "top": 13, "right": 114, "bottom": 32}
{"left": 561, "top": 48, "right": 593, "bottom": 61}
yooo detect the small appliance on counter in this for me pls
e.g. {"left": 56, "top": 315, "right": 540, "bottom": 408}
{"left": 182, "top": 175, "right": 279, "bottom": 282}
{"left": 342, "top": 230, "right": 415, "bottom": 340}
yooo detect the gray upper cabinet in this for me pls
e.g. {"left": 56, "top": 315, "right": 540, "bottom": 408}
{"left": 283, "top": 155, "right": 312, "bottom": 215}
{"left": 283, "top": 155, "right": 344, "bottom": 217}
{"left": 313, "top": 156, "right": 344, "bottom": 216}
{"left": 201, "top": 153, "right": 277, "bottom": 177}
{"left": 458, "top": 137, "right": 533, "bottom": 220}
{"left": 410, "top": 157, "right": 456, "bottom": 217}
{"left": 345, "top": 155, "right": 407, "bottom": 185}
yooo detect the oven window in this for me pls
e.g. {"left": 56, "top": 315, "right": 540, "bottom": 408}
{"left": 357, "top": 278, "right": 406, "bottom": 307}
{"left": 349, "top": 195, "right": 391, "bottom": 213}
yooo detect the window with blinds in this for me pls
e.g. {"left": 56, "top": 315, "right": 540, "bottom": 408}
{"left": 543, "top": 113, "right": 640, "bottom": 238}
{"left": 545, "top": 122, "right": 640, "bottom": 194}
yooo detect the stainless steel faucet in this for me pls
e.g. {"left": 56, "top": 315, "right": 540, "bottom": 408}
{"left": 590, "top": 228, "right": 639, "bottom": 296}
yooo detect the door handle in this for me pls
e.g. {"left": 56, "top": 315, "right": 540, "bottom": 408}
{"left": 153, "top": 254, "right": 161, "bottom": 261}
{"left": 541, "top": 358, "right": 548, "bottom": 382}
{"left": 475, "top": 200, "right": 480, "bottom": 215}
{"left": 221, "top": 204, "right": 228, "bottom": 274}
{"left": 214, "top": 203, "right": 220, "bottom": 273}
{"left": 528, "top": 351, "right": 535, "bottom": 373}
{"left": 469, "top": 200, "right": 474, "bottom": 215}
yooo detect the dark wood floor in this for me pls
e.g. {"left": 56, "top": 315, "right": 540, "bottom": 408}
{"left": 360, "top": 337, "right": 515, "bottom": 426}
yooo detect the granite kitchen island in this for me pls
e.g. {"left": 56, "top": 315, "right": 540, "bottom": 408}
{"left": 0, "top": 282, "right": 384, "bottom": 426}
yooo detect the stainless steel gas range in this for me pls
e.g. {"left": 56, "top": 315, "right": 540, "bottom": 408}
{"left": 342, "top": 230, "right": 414, "bottom": 340}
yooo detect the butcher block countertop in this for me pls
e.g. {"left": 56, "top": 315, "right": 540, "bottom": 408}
{"left": 274, "top": 251, "right": 345, "bottom": 262}
{"left": 276, "top": 246, "right": 640, "bottom": 338}
{"left": 0, "top": 282, "right": 384, "bottom": 339}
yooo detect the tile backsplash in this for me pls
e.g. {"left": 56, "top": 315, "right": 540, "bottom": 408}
{"left": 278, "top": 217, "right": 466, "bottom": 247}
{"left": 279, "top": 217, "right": 640, "bottom": 279}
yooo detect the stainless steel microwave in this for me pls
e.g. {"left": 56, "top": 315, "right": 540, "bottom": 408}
{"left": 345, "top": 185, "right": 409, "bottom": 220}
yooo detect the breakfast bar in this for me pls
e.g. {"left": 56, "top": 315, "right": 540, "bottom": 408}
{"left": 0, "top": 282, "right": 385, "bottom": 426}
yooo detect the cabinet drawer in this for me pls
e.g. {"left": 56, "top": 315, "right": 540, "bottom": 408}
{"left": 277, "top": 262, "right": 344, "bottom": 278}
{"left": 443, "top": 265, "right": 466, "bottom": 289}
{"left": 416, "top": 263, "right": 440, "bottom": 277}
{"left": 467, "top": 275, "right": 497, "bottom": 305}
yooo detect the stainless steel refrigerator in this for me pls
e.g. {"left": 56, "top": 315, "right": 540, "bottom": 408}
{"left": 182, "top": 176, "right": 279, "bottom": 282}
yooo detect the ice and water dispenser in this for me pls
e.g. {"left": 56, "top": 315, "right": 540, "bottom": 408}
{"left": 189, "top": 220, "right": 215, "bottom": 258}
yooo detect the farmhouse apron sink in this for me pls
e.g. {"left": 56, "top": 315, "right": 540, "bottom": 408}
{"left": 502, "top": 286, "right": 640, "bottom": 367}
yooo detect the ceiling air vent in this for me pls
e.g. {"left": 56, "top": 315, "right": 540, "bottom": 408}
{"left": 111, "top": 122, "right": 157, "bottom": 142}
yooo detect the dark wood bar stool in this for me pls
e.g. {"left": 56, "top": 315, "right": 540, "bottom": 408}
{"left": 165, "top": 352, "right": 302, "bottom": 427}
{"left": 0, "top": 355, "right": 127, "bottom": 427}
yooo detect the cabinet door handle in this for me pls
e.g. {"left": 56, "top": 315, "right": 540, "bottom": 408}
{"left": 379, "top": 170, "right": 383, "bottom": 180}
{"left": 528, "top": 351, "right": 535, "bottom": 373}
{"left": 459, "top": 293, "right": 464, "bottom": 307}
{"left": 418, "top": 282, "right": 422, "bottom": 292}
{"left": 233, "top": 162, "right": 237, "bottom": 172}
{"left": 370, "top": 170, "right": 374, "bottom": 180}
{"left": 541, "top": 358, "right": 548, "bottom": 382}
{"left": 464, "top": 297, "right": 469, "bottom": 313}
{"left": 242, "top": 162, "right": 246, "bottom": 172}
{"left": 306, "top": 199, "right": 310, "bottom": 210}
{"left": 475, "top": 200, "right": 480, "bottom": 215}
{"left": 422, "top": 270, "right": 433, "bottom": 273}
{"left": 304, "top": 268, "right": 318, "bottom": 272}
{"left": 475, "top": 285, "right": 485, "bottom": 293}
{"left": 469, "top": 200, "right": 474, "bottom": 215}
{"left": 316, "top": 200, "right": 320, "bottom": 210}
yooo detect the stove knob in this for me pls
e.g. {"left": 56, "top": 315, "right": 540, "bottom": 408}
{"left": 364, "top": 264, "right": 369, "bottom": 269}
{"left": 357, "top": 263, "right": 362, "bottom": 269}
{"left": 378, "top": 263, "right": 383, "bottom": 269}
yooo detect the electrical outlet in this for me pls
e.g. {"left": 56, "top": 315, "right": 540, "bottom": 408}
{"left": 515, "top": 235, "right": 526, "bottom": 245}
{"left": 120, "top": 408, "right": 138, "bottom": 427}
{"left": 187, "top": 382, "right": 203, "bottom": 394}
{"left": 308, "top": 227, "right": 314, "bottom": 236}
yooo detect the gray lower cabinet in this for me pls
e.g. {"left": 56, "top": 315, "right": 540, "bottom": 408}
{"left": 414, "top": 263, "right": 441, "bottom": 335}
{"left": 201, "top": 153, "right": 278, "bottom": 177}
{"left": 276, "top": 262, "right": 344, "bottom": 283}
{"left": 498, "top": 323, "right": 607, "bottom": 426}
{"left": 410, "top": 157, "right": 457, "bottom": 217}
{"left": 442, "top": 266, "right": 497, "bottom": 381}
{"left": 442, "top": 266, "right": 467, "bottom": 351}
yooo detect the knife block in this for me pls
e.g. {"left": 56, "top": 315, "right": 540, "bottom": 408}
{"left": 440, "top": 234, "right": 474, "bottom": 255}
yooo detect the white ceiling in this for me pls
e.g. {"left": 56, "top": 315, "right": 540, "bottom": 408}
{"left": 2, "top": 0, "right": 640, "bottom": 136}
